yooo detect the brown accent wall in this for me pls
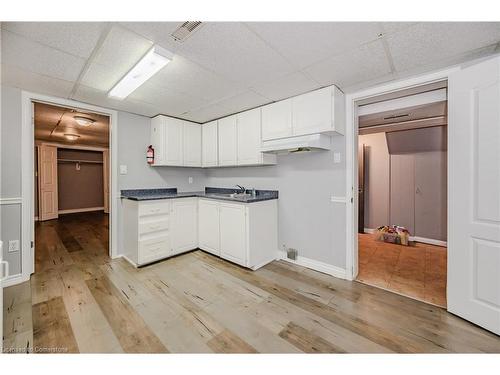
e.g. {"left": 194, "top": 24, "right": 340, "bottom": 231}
{"left": 57, "top": 149, "right": 104, "bottom": 211}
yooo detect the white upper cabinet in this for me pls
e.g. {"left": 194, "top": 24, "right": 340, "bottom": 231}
{"left": 237, "top": 108, "right": 262, "bottom": 165}
{"left": 150, "top": 116, "right": 166, "bottom": 165}
{"left": 150, "top": 115, "right": 200, "bottom": 167}
{"left": 164, "top": 117, "right": 184, "bottom": 165}
{"left": 183, "top": 121, "right": 202, "bottom": 167}
{"left": 261, "top": 98, "right": 293, "bottom": 141}
{"left": 261, "top": 85, "right": 345, "bottom": 141}
{"left": 237, "top": 108, "right": 276, "bottom": 166}
{"left": 292, "top": 85, "right": 345, "bottom": 136}
{"left": 218, "top": 115, "right": 238, "bottom": 166}
{"left": 202, "top": 120, "right": 218, "bottom": 167}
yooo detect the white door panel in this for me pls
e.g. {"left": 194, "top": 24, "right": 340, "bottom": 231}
{"left": 0, "top": 241, "right": 6, "bottom": 353}
{"left": 219, "top": 203, "right": 247, "bottom": 266}
{"left": 448, "top": 56, "right": 500, "bottom": 335}
{"left": 198, "top": 199, "right": 220, "bottom": 255}
{"left": 237, "top": 108, "right": 262, "bottom": 165}
{"left": 171, "top": 198, "right": 198, "bottom": 253}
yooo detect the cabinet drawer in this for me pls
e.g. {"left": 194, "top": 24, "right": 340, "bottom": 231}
{"left": 139, "top": 219, "right": 169, "bottom": 235}
{"left": 138, "top": 236, "right": 171, "bottom": 264}
{"left": 138, "top": 201, "right": 171, "bottom": 217}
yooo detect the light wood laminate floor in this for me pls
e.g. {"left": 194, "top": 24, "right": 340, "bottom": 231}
{"left": 357, "top": 233, "right": 447, "bottom": 307}
{"left": 3, "top": 212, "right": 499, "bottom": 353}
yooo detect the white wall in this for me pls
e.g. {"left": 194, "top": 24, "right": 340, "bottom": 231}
{"left": 1, "top": 86, "right": 23, "bottom": 275}
{"left": 205, "top": 135, "right": 347, "bottom": 268}
{"left": 1, "top": 83, "right": 349, "bottom": 278}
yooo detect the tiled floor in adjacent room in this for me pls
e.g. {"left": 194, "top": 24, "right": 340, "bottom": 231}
{"left": 357, "top": 233, "right": 447, "bottom": 307}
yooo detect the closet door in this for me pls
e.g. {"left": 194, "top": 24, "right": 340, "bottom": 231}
{"left": 414, "top": 151, "right": 447, "bottom": 242}
{"left": 38, "top": 145, "right": 58, "bottom": 221}
{"left": 103, "top": 150, "right": 109, "bottom": 214}
{"left": 389, "top": 154, "right": 415, "bottom": 235}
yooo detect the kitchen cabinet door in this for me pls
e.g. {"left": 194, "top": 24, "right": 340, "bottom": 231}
{"left": 292, "top": 86, "right": 332, "bottom": 136}
{"left": 261, "top": 99, "right": 292, "bottom": 141}
{"left": 150, "top": 116, "right": 166, "bottom": 165}
{"left": 198, "top": 199, "right": 220, "bottom": 255}
{"left": 237, "top": 108, "right": 262, "bottom": 165}
{"left": 202, "top": 120, "right": 218, "bottom": 167}
{"left": 164, "top": 117, "right": 184, "bottom": 165}
{"left": 218, "top": 115, "right": 238, "bottom": 166}
{"left": 183, "top": 122, "right": 202, "bottom": 167}
{"left": 219, "top": 203, "right": 247, "bottom": 266}
{"left": 171, "top": 198, "right": 198, "bottom": 254}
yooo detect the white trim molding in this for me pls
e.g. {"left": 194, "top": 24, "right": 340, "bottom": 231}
{"left": 59, "top": 207, "right": 105, "bottom": 215}
{"left": 277, "top": 251, "right": 347, "bottom": 280}
{"left": 411, "top": 236, "right": 447, "bottom": 247}
{"left": 344, "top": 65, "right": 460, "bottom": 281}
{"left": 2, "top": 272, "right": 30, "bottom": 288}
{"left": 330, "top": 196, "right": 347, "bottom": 204}
{"left": 0, "top": 197, "right": 23, "bottom": 205}
{"left": 21, "top": 90, "right": 120, "bottom": 286}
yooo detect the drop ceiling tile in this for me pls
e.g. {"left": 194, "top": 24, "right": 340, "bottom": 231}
{"left": 1, "top": 30, "right": 86, "bottom": 82}
{"left": 184, "top": 90, "right": 271, "bottom": 123}
{"left": 1, "top": 63, "right": 74, "bottom": 98}
{"left": 151, "top": 55, "right": 244, "bottom": 103}
{"left": 387, "top": 22, "right": 500, "bottom": 72}
{"left": 177, "top": 22, "right": 295, "bottom": 86}
{"left": 303, "top": 39, "right": 392, "bottom": 89}
{"left": 2, "top": 22, "right": 105, "bottom": 58}
{"left": 119, "top": 22, "right": 185, "bottom": 52}
{"left": 80, "top": 62, "right": 125, "bottom": 92}
{"left": 73, "top": 85, "right": 160, "bottom": 117}
{"left": 251, "top": 71, "right": 320, "bottom": 101}
{"left": 247, "top": 22, "right": 381, "bottom": 69}
{"left": 81, "top": 25, "right": 154, "bottom": 92}
{"left": 129, "top": 81, "right": 209, "bottom": 116}
{"left": 92, "top": 25, "right": 152, "bottom": 68}
{"left": 378, "top": 22, "right": 418, "bottom": 36}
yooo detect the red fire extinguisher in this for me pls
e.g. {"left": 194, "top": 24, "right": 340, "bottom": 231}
{"left": 147, "top": 145, "right": 154, "bottom": 165}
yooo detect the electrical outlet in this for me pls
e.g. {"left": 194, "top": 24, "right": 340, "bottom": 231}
{"left": 188, "top": 177, "right": 193, "bottom": 184}
{"left": 8, "top": 240, "right": 19, "bottom": 253}
{"left": 120, "top": 165, "right": 128, "bottom": 175}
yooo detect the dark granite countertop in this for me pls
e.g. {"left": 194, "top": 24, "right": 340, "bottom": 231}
{"left": 121, "top": 187, "right": 278, "bottom": 203}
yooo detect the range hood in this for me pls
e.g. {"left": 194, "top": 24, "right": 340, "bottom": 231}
{"left": 260, "top": 134, "right": 331, "bottom": 154}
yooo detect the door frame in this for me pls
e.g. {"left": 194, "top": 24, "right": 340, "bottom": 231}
{"left": 21, "top": 91, "right": 119, "bottom": 281}
{"left": 344, "top": 67, "right": 459, "bottom": 281}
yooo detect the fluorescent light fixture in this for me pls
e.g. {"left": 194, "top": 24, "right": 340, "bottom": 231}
{"left": 74, "top": 115, "right": 95, "bottom": 126}
{"left": 108, "top": 45, "right": 174, "bottom": 100}
{"left": 64, "top": 134, "right": 80, "bottom": 141}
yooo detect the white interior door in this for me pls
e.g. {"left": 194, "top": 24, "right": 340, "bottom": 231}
{"left": 38, "top": 145, "right": 58, "bottom": 221}
{"left": 448, "top": 56, "right": 500, "bottom": 335}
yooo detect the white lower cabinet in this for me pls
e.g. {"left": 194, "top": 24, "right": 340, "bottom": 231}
{"left": 171, "top": 198, "right": 198, "bottom": 254}
{"left": 123, "top": 197, "right": 278, "bottom": 269}
{"left": 219, "top": 202, "right": 247, "bottom": 266}
{"left": 198, "top": 199, "right": 220, "bottom": 256}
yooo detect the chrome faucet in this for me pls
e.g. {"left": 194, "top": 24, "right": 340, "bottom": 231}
{"left": 235, "top": 184, "right": 246, "bottom": 194}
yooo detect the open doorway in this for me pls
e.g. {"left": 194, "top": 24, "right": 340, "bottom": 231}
{"left": 355, "top": 83, "right": 448, "bottom": 307}
{"left": 33, "top": 102, "right": 110, "bottom": 274}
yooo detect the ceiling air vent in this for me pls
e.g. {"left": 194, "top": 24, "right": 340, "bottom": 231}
{"left": 171, "top": 21, "right": 203, "bottom": 42}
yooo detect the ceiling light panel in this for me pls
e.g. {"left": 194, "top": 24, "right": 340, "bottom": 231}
{"left": 108, "top": 45, "right": 174, "bottom": 100}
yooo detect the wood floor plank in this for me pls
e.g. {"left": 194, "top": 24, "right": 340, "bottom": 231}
{"left": 4, "top": 212, "right": 500, "bottom": 354}
{"left": 279, "top": 322, "right": 346, "bottom": 353}
{"left": 86, "top": 276, "right": 168, "bottom": 353}
{"left": 32, "top": 297, "right": 79, "bottom": 353}
{"left": 207, "top": 330, "right": 258, "bottom": 353}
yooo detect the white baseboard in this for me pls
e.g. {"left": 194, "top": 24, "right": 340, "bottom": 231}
{"left": 2, "top": 272, "right": 30, "bottom": 288}
{"left": 277, "top": 251, "right": 347, "bottom": 280}
{"left": 410, "top": 236, "right": 447, "bottom": 247}
{"left": 363, "top": 228, "right": 376, "bottom": 234}
{"left": 59, "top": 206, "right": 104, "bottom": 215}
